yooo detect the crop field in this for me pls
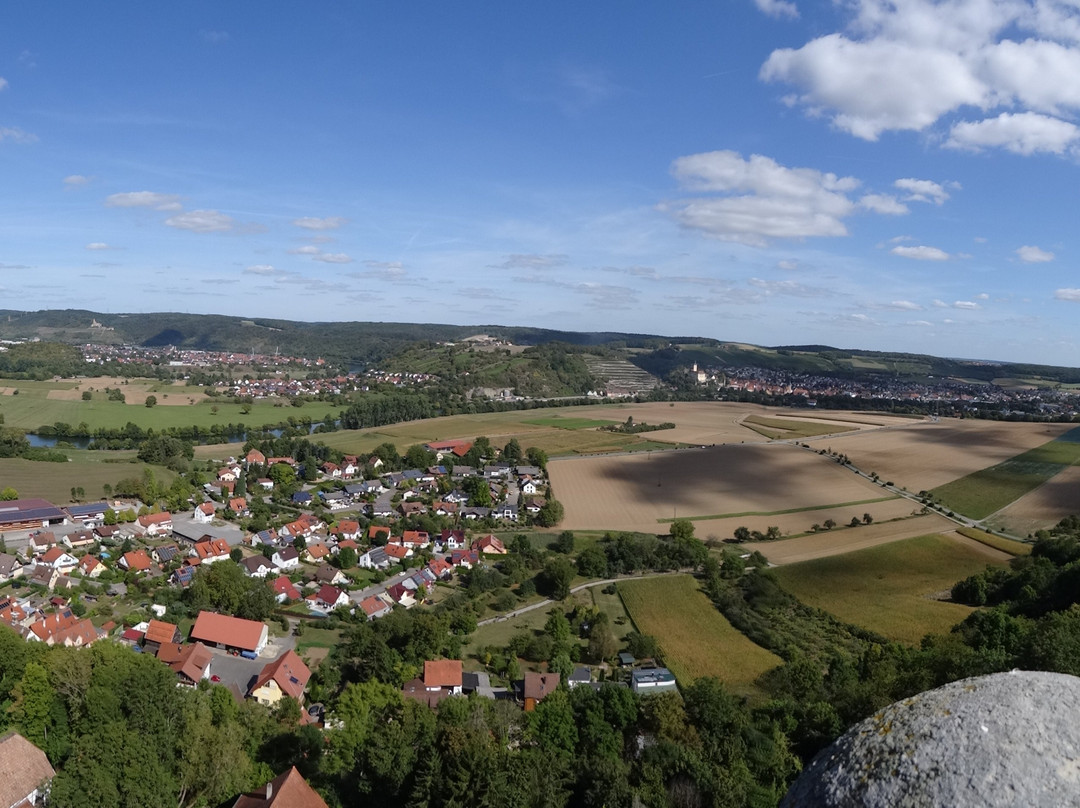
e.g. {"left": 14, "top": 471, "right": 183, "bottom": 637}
{"left": 824, "top": 419, "right": 1074, "bottom": 492}
{"left": 740, "top": 414, "right": 858, "bottom": 440}
{"left": 618, "top": 575, "right": 781, "bottom": 696}
{"left": 955, "top": 526, "right": 1031, "bottom": 556}
{"left": 772, "top": 534, "right": 1008, "bottom": 644}
{"left": 0, "top": 452, "right": 177, "bottom": 503}
{"left": 521, "top": 416, "right": 620, "bottom": 430}
{"left": 931, "top": 427, "right": 1080, "bottom": 520}
{"left": 0, "top": 376, "right": 304, "bottom": 432}
{"left": 742, "top": 512, "right": 958, "bottom": 565}
{"left": 549, "top": 443, "right": 891, "bottom": 533}
{"left": 985, "top": 462, "right": 1080, "bottom": 535}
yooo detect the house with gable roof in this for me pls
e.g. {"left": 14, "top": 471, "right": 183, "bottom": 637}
{"left": 194, "top": 501, "right": 216, "bottom": 524}
{"left": 249, "top": 649, "right": 311, "bottom": 706}
{"left": 231, "top": 765, "right": 329, "bottom": 808}
{"left": 136, "top": 511, "right": 173, "bottom": 536}
{"left": 0, "top": 731, "right": 56, "bottom": 808}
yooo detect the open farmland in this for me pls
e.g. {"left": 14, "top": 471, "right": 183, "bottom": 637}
{"left": 772, "top": 533, "right": 1009, "bottom": 644}
{"left": 986, "top": 463, "right": 1080, "bottom": 535}
{"left": 549, "top": 443, "right": 891, "bottom": 533}
{"left": 740, "top": 414, "right": 857, "bottom": 440}
{"left": 619, "top": 574, "right": 780, "bottom": 697}
{"left": 0, "top": 452, "right": 176, "bottom": 503}
{"left": 823, "top": 419, "right": 1074, "bottom": 492}
{"left": 931, "top": 427, "right": 1080, "bottom": 520}
{"left": 742, "top": 513, "right": 958, "bottom": 564}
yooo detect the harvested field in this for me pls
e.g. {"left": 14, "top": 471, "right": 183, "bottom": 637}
{"left": 550, "top": 443, "right": 889, "bottom": 533}
{"left": 619, "top": 574, "right": 780, "bottom": 696}
{"left": 988, "top": 463, "right": 1080, "bottom": 535}
{"left": 742, "top": 513, "right": 957, "bottom": 565}
{"left": 740, "top": 414, "right": 856, "bottom": 440}
{"left": 822, "top": 419, "right": 1074, "bottom": 492}
{"left": 772, "top": 533, "right": 1007, "bottom": 644}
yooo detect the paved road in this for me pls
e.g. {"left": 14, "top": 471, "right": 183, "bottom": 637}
{"left": 476, "top": 570, "right": 685, "bottom": 627}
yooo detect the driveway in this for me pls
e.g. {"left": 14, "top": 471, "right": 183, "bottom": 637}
{"left": 206, "top": 649, "right": 264, "bottom": 695}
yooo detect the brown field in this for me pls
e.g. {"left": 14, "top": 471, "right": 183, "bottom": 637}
{"left": 689, "top": 497, "right": 926, "bottom": 543}
{"left": 822, "top": 419, "right": 1073, "bottom": 492}
{"left": 742, "top": 513, "right": 958, "bottom": 565}
{"left": 988, "top": 464, "right": 1080, "bottom": 535}
{"left": 549, "top": 443, "right": 889, "bottom": 533}
{"left": 45, "top": 376, "right": 211, "bottom": 405}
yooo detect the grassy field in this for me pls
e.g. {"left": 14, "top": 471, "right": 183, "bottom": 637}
{"left": 0, "top": 451, "right": 177, "bottom": 503}
{"left": 618, "top": 575, "right": 781, "bottom": 697}
{"left": 931, "top": 427, "right": 1080, "bottom": 519}
{"left": 295, "top": 626, "right": 343, "bottom": 670}
{"left": 740, "top": 414, "right": 856, "bottom": 440}
{"left": 772, "top": 534, "right": 1005, "bottom": 644}
{"left": 956, "top": 526, "right": 1032, "bottom": 556}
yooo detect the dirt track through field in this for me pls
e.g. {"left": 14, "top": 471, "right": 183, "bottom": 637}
{"left": 743, "top": 513, "right": 957, "bottom": 565}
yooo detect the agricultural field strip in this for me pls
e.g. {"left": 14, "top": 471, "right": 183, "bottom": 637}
{"left": 618, "top": 575, "right": 781, "bottom": 692}
{"left": 955, "top": 526, "right": 1031, "bottom": 556}
{"left": 656, "top": 495, "right": 899, "bottom": 523}
{"left": 931, "top": 426, "right": 1080, "bottom": 520}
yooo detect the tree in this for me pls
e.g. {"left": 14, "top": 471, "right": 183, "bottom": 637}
{"left": 849, "top": 516, "right": 861, "bottom": 527}
{"left": 526, "top": 446, "right": 548, "bottom": 470}
{"left": 145, "top": 395, "right": 157, "bottom": 408}
{"left": 502, "top": 438, "right": 523, "bottom": 462}
{"left": 0, "top": 487, "right": 17, "bottom": 501}
{"left": 81, "top": 390, "right": 92, "bottom": 401}
{"left": 863, "top": 512, "right": 874, "bottom": 525}
{"left": 229, "top": 548, "right": 243, "bottom": 563}
{"left": 268, "top": 462, "right": 297, "bottom": 489}
{"left": 554, "top": 530, "right": 575, "bottom": 554}
{"left": 404, "top": 444, "right": 435, "bottom": 469}
{"left": 588, "top": 618, "right": 618, "bottom": 663}
{"left": 535, "top": 499, "right": 564, "bottom": 528}
{"left": 576, "top": 546, "right": 608, "bottom": 578}
{"left": 540, "top": 557, "right": 575, "bottom": 600}
{"left": 733, "top": 526, "right": 751, "bottom": 542}
{"left": 336, "top": 546, "right": 358, "bottom": 570}
{"left": 545, "top": 609, "right": 572, "bottom": 647}
{"left": 670, "top": 519, "right": 695, "bottom": 542}
{"left": 823, "top": 518, "right": 837, "bottom": 530}
{"left": 13, "top": 661, "right": 52, "bottom": 748}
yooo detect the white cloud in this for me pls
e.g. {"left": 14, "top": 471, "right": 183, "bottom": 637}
{"left": 777, "top": 259, "right": 799, "bottom": 270}
{"left": 748, "top": 277, "right": 831, "bottom": 297}
{"left": 754, "top": 0, "right": 799, "bottom": 20}
{"left": 363, "top": 260, "right": 407, "bottom": 278}
{"left": 289, "top": 245, "right": 321, "bottom": 255}
{"left": 244, "top": 264, "right": 278, "bottom": 275}
{"left": 105, "top": 191, "right": 182, "bottom": 211}
{"left": 85, "top": 242, "right": 111, "bottom": 250}
{"left": 947, "top": 112, "right": 1080, "bottom": 154}
{"left": 953, "top": 300, "right": 980, "bottom": 309}
{"left": 886, "top": 299, "right": 923, "bottom": 310}
{"left": 932, "top": 299, "right": 948, "bottom": 307}
{"left": 495, "top": 254, "right": 570, "bottom": 269}
{"left": 894, "top": 178, "right": 951, "bottom": 205}
{"left": 164, "top": 209, "right": 234, "bottom": 233}
{"left": 907, "top": 319, "right": 933, "bottom": 326}
{"left": 0, "top": 78, "right": 7, "bottom": 91}
{"left": 313, "top": 252, "right": 353, "bottom": 264}
{"left": 1054, "top": 288, "right": 1080, "bottom": 301}
{"left": 293, "top": 216, "right": 346, "bottom": 231}
{"left": 859, "top": 193, "right": 908, "bottom": 214}
{"left": 891, "top": 244, "right": 950, "bottom": 261}
{"left": 63, "top": 174, "right": 92, "bottom": 187}
{"left": 1016, "top": 244, "right": 1055, "bottom": 263}
{"left": 757, "top": 1, "right": 1080, "bottom": 152}
{"left": 976, "top": 292, "right": 990, "bottom": 300}
{"left": 668, "top": 150, "right": 865, "bottom": 246}
{"left": 0, "top": 126, "right": 37, "bottom": 144}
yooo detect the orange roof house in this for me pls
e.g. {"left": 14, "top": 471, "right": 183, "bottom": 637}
{"left": 119, "top": 550, "right": 155, "bottom": 573}
{"left": 0, "top": 732, "right": 56, "bottom": 808}
{"left": 191, "top": 611, "right": 268, "bottom": 653}
{"left": 249, "top": 650, "right": 311, "bottom": 705}
{"left": 232, "top": 766, "right": 328, "bottom": 808}
{"left": 144, "top": 619, "right": 180, "bottom": 647}
{"left": 424, "top": 659, "right": 463, "bottom": 693}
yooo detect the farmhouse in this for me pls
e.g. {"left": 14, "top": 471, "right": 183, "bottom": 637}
{"left": 190, "top": 611, "right": 268, "bottom": 654}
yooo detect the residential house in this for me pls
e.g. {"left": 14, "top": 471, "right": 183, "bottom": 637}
{"left": 462, "top": 671, "right": 495, "bottom": 699}
{"left": 0, "top": 731, "right": 55, "bottom": 808}
{"left": 266, "top": 457, "right": 297, "bottom": 468}
{"left": 398, "top": 501, "right": 426, "bottom": 518}
{"left": 271, "top": 546, "right": 300, "bottom": 571}
{"left": 320, "top": 462, "right": 342, "bottom": 479}
{"left": 492, "top": 502, "right": 519, "bottom": 522}
{"left": 370, "top": 493, "right": 395, "bottom": 518}
{"left": 172, "top": 566, "right": 196, "bottom": 587}
{"left": 568, "top": 667, "right": 592, "bottom": 688}
{"left": 152, "top": 543, "right": 181, "bottom": 564}
{"left": 143, "top": 619, "right": 181, "bottom": 653}
{"left": 332, "top": 520, "right": 361, "bottom": 541}
{"left": 313, "top": 565, "right": 348, "bottom": 587}
{"left": 257, "top": 477, "right": 274, "bottom": 491}
{"left": 439, "top": 529, "right": 466, "bottom": 550}
{"left": 251, "top": 528, "right": 279, "bottom": 547}
{"left": 93, "top": 524, "right": 121, "bottom": 543}
{"left": 28, "top": 565, "right": 59, "bottom": 591}
{"left": 28, "top": 531, "right": 57, "bottom": 554}
{"left": 432, "top": 501, "right": 458, "bottom": 517}
{"left": 367, "top": 525, "right": 391, "bottom": 543}
{"left": 357, "top": 547, "right": 390, "bottom": 570}
{"left": 137, "top": 511, "right": 173, "bottom": 536}
{"left": 62, "top": 529, "right": 96, "bottom": 550}
{"left": 158, "top": 642, "right": 213, "bottom": 687}
{"left": 449, "top": 550, "right": 480, "bottom": 569}
{"left": 383, "top": 543, "right": 411, "bottom": 564}
{"left": 118, "top": 550, "right": 156, "bottom": 573}
{"left": 290, "top": 491, "right": 313, "bottom": 506}
{"left": 384, "top": 582, "right": 416, "bottom": 607}
{"left": 320, "top": 491, "right": 347, "bottom": 509}
{"left": 631, "top": 667, "right": 678, "bottom": 695}
{"left": 0, "top": 553, "right": 23, "bottom": 583}
{"left": 461, "top": 506, "right": 491, "bottom": 520}
{"left": 245, "top": 448, "right": 266, "bottom": 466}
{"left": 268, "top": 576, "right": 301, "bottom": 604}
{"left": 427, "top": 557, "right": 454, "bottom": 580}
{"left": 77, "top": 555, "right": 104, "bottom": 578}
{"left": 217, "top": 466, "right": 240, "bottom": 483}
{"left": 304, "top": 542, "right": 331, "bottom": 564}
{"left": 399, "top": 530, "right": 430, "bottom": 549}
{"left": 520, "top": 478, "right": 540, "bottom": 495}
{"left": 231, "top": 765, "right": 329, "bottom": 808}
{"left": 191, "top": 538, "right": 232, "bottom": 565}
{"left": 194, "top": 501, "right": 216, "bottom": 524}
{"left": 522, "top": 672, "right": 560, "bottom": 711}
{"left": 310, "top": 585, "right": 349, "bottom": 613}
{"left": 38, "top": 546, "right": 78, "bottom": 574}
{"left": 472, "top": 535, "right": 507, "bottom": 554}
{"left": 249, "top": 650, "right": 312, "bottom": 706}
{"left": 242, "top": 556, "right": 275, "bottom": 578}
{"left": 28, "top": 610, "right": 100, "bottom": 647}
{"left": 359, "top": 595, "right": 392, "bottom": 621}
{"left": 424, "top": 659, "right": 463, "bottom": 696}
{"left": 229, "top": 497, "right": 249, "bottom": 516}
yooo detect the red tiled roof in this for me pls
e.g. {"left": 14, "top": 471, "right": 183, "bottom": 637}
{"left": 384, "top": 543, "right": 409, "bottom": 560}
{"left": 144, "top": 619, "right": 178, "bottom": 645}
{"left": 424, "top": 659, "right": 463, "bottom": 689}
{"left": 137, "top": 511, "right": 172, "bottom": 526}
{"left": 360, "top": 596, "right": 388, "bottom": 617}
{"left": 190, "top": 611, "right": 266, "bottom": 652}
{"left": 0, "top": 732, "right": 55, "bottom": 808}
{"left": 368, "top": 525, "right": 391, "bottom": 540}
{"left": 268, "top": 577, "right": 300, "bottom": 601}
{"left": 121, "top": 550, "right": 153, "bottom": 571}
{"left": 233, "top": 766, "right": 328, "bottom": 808}
{"left": 250, "top": 650, "right": 311, "bottom": 701}
{"left": 171, "top": 642, "right": 212, "bottom": 684}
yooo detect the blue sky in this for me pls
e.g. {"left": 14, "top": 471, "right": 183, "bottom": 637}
{"left": 3, "top": 1, "right": 1080, "bottom": 364}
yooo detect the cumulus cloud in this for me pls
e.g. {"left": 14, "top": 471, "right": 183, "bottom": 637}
{"left": 164, "top": 209, "right": 234, "bottom": 233}
{"left": 63, "top": 174, "right": 92, "bottom": 188}
{"left": 891, "top": 244, "right": 950, "bottom": 261}
{"left": 754, "top": 0, "right": 799, "bottom": 19}
{"left": 85, "top": 242, "right": 111, "bottom": 250}
{"left": 953, "top": 300, "right": 980, "bottom": 309}
{"left": 293, "top": 216, "right": 346, "bottom": 231}
{"left": 948, "top": 112, "right": 1080, "bottom": 154}
{"left": 667, "top": 150, "right": 867, "bottom": 246}
{"left": 0, "top": 126, "right": 37, "bottom": 144}
{"left": 777, "top": 259, "right": 799, "bottom": 270}
{"left": 1054, "top": 288, "right": 1080, "bottom": 301}
{"left": 289, "top": 245, "right": 321, "bottom": 256}
{"left": 1017, "top": 244, "right": 1055, "bottom": 263}
{"left": 885, "top": 300, "right": 923, "bottom": 310}
{"left": 313, "top": 252, "right": 353, "bottom": 264}
{"left": 758, "top": 1, "right": 1080, "bottom": 152}
{"left": 859, "top": 193, "right": 908, "bottom": 214}
{"left": 244, "top": 264, "right": 278, "bottom": 275}
{"left": 105, "top": 191, "right": 182, "bottom": 211}
{"left": 894, "top": 178, "right": 951, "bottom": 205}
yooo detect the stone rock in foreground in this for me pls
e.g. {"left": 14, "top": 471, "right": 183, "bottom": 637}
{"left": 783, "top": 670, "right": 1080, "bottom": 807}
